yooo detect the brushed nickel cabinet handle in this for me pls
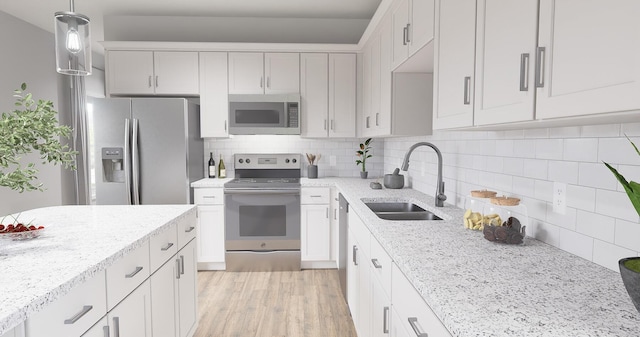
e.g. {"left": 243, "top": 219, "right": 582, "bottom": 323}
{"left": 371, "top": 258, "right": 383, "bottom": 269}
{"left": 376, "top": 113, "right": 380, "bottom": 126}
{"left": 463, "top": 76, "right": 471, "bottom": 105}
{"left": 155, "top": 75, "right": 159, "bottom": 88}
{"left": 326, "top": 207, "right": 329, "bottom": 218}
{"left": 64, "top": 305, "right": 93, "bottom": 324}
{"left": 331, "top": 119, "right": 335, "bottom": 131}
{"left": 520, "top": 53, "right": 530, "bottom": 91}
{"left": 113, "top": 317, "right": 120, "bottom": 337}
{"left": 403, "top": 26, "right": 408, "bottom": 45}
{"left": 148, "top": 76, "right": 152, "bottom": 88}
{"left": 176, "top": 258, "right": 181, "bottom": 279}
{"left": 383, "top": 306, "right": 390, "bottom": 334}
{"left": 185, "top": 226, "right": 195, "bottom": 233}
{"left": 408, "top": 317, "right": 428, "bottom": 337}
{"left": 103, "top": 325, "right": 109, "bottom": 337}
{"left": 180, "top": 255, "right": 185, "bottom": 275}
{"left": 324, "top": 119, "right": 327, "bottom": 130}
{"left": 352, "top": 245, "right": 358, "bottom": 265}
{"left": 406, "top": 23, "right": 411, "bottom": 43}
{"left": 535, "top": 47, "right": 546, "bottom": 88}
{"left": 161, "top": 242, "right": 174, "bottom": 251}
{"left": 125, "top": 266, "right": 143, "bottom": 278}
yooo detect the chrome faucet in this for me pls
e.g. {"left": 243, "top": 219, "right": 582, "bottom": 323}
{"left": 401, "top": 142, "right": 447, "bottom": 207}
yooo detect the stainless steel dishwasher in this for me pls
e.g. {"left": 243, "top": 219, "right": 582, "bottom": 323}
{"left": 338, "top": 193, "right": 349, "bottom": 301}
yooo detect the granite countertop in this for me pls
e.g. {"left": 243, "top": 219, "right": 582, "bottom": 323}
{"left": 191, "top": 177, "right": 232, "bottom": 188}
{"left": 0, "top": 205, "right": 196, "bottom": 335}
{"left": 299, "top": 177, "right": 640, "bottom": 337}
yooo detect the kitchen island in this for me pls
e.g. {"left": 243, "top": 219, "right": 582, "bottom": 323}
{"left": 300, "top": 178, "right": 640, "bottom": 337}
{"left": 0, "top": 205, "right": 197, "bottom": 336}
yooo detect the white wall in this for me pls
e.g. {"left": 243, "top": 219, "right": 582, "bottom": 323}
{"left": 0, "top": 11, "right": 63, "bottom": 215}
{"left": 384, "top": 123, "right": 640, "bottom": 272}
{"left": 205, "top": 135, "right": 384, "bottom": 178}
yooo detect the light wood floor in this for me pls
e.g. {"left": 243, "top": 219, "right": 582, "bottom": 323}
{"left": 194, "top": 269, "right": 358, "bottom": 337}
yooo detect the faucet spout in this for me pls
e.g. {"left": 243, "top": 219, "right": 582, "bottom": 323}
{"left": 401, "top": 142, "right": 447, "bottom": 207}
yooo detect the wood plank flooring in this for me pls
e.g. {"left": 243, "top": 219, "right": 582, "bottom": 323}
{"left": 194, "top": 270, "right": 358, "bottom": 337}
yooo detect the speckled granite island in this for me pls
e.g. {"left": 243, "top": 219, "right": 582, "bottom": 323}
{"left": 298, "top": 178, "right": 640, "bottom": 337}
{"left": 0, "top": 205, "right": 197, "bottom": 336}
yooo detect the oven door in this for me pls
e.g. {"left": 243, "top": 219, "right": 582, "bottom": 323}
{"left": 224, "top": 188, "right": 301, "bottom": 251}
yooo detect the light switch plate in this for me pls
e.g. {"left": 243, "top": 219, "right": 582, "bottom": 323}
{"left": 552, "top": 182, "right": 567, "bottom": 215}
{"left": 329, "top": 155, "right": 337, "bottom": 167}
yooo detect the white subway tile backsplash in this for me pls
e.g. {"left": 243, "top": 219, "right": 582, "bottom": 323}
{"left": 512, "top": 177, "right": 535, "bottom": 198}
{"left": 549, "top": 126, "right": 581, "bottom": 138}
{"left": 593, "top": 240, "right": 636, "bottom": 272}
{"left": 615, "top": 219, "right": 640, "bottom": 252}
{"left": 576, "top": 210, "right": 615, "bottom": 243}
{"left": 535, "top": 139, "right": 564, "bottom": 160}
{"left": 548, "top": 161, "right": 579, "bottom": 184}
{"left": 524, "top": 128, "right": 549, "bottom": 139}
{"left": 621, "top": 122, "right": 640, "bottom": 136}
{"left": 523, "top": 197, "right": 547, "bottom": 222}
{"left": 534, "top": 180, "right": 553, "bottom": 202}
{"left": 495, "top": 140, "right": 514, "bottom": 157}
{"left": 599, "top": 137, "right": 640, "bottom": 165}
{"left": 503, "top": 157, "right": 524, "bottom": 176}
{"left": 581, "top": 124, "right": 620, "bottom": 138}
{"left": 563, "top": 138, "right": 599, "bottom": 162}
{"left": 523, "top": 159, "right": 548, "bottom": 180}
{"left": 513, "top": 139, "right": 536, "bottom": 158}
{"left": 566, "top": 184, "right": 596, "bottom": 212}
{"left": 558, "top": 228, "right": 594, "bottom": 261}
{"left": 578, "top": 162, "right": 619, "bottom": 190}
{"left": 529, "top": 220, "right": 560, "bottom": 247}
{"left": 546, "top": 205, "right": 577, "bottom": 230}
{"left": 595, "top": 189, "right": 640, "bottom": 223}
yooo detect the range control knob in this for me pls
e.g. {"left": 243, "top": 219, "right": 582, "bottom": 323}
{"left": 238, "top": 159, "right": 244, "bottom": 164}
{"left": 285, "top": 159, "right": 290, "bottom": 163}
{"left": 292, "top": 158, "right": 297, "bottom": 163}
{"left": 246, "top": 159, "right": 251, "bottom": 164}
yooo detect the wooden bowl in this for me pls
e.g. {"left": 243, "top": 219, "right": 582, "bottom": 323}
{"left": 470, "top": 190, "right": 497, "bottom": 198}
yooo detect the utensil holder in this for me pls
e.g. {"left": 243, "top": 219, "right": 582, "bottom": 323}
{"left": 308, "top": 165, "right": 318, "bottom": 179}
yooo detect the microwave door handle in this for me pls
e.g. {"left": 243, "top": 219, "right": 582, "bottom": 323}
{"left": 284, "top": 102, "right": 288, "bottom": 127}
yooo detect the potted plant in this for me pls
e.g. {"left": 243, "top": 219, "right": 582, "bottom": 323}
{"left": 356, "top": 138, "right": 372, "bottom": 179}
{"left": 604, "top": 135, "right": 640, "bottom": 312}
{"left": 306, "top": 153, "right": 320, "bottom": 179}
{"left": 0, "top": 83, "right": 76, "bottom": 192}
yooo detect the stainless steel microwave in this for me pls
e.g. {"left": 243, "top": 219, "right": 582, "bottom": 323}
{"left": 228, "top": 94, "right": 300, "bottom": 135}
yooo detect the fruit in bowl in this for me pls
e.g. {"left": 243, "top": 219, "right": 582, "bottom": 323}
{"left": 0, "top": 223, "right": 45, "bottom": 241}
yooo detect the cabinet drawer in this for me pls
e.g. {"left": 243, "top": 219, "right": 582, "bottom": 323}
{"left": 369, "top": 236, "right": 392, "bottom": 298}
{"left": 194, "top": 188, "right": 224, "bottom": 205}
{"left": 301, "top": 187, "right": 330, "bottom": 204}
{"left": 149, "top": 223, "right": 178, "bottom": 272}
{"left": 26, "top": 270, "right": 107, "bottom": 337}
{"left": 106, "top": 241, "right": 150, "bottom": 310}
{"left": 177, "top": 212, "right": 197, "bottom": 249}
{"left": 392, "top": 263, "right": 451, "bottom": 337}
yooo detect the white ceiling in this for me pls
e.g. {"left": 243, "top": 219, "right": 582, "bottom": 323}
{"left": 0, "top": 0, "right": 381, "bottom": 54}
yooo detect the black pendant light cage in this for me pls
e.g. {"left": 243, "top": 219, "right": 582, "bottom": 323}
{"left": 54, "top": 0, "right": 91, "bottom": 76}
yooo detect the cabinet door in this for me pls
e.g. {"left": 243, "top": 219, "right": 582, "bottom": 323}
{"left": 432, "top": 0, "right": 477, "bottom": 129}
{"left": 371, "top": 279, "right": 391, "bottom": 337}
{"left": 356, "top": 244, "right": 372, "bottom": 337}
{"left": 150, "top": 258, "right": 179, "bottom": 337}
{"left": 80, "top": 317, "right": 108, "bottom": 337}
{"left": 178, "top": 240, "right": 198, "bottom": 337}
{"left": 265, "top": 53, "right": 300, "bottom": 94}
{"left": 107, "top": 51, "right": 155, "bottom": 95}
{"left": 536, "top": 0, "right": 640, "bottom": 119}
{"left": 378, "top": 16, "right": 393, "bottom": 136}
{"left": 108, "top": 279, "right": 152, "bottom": 337}
{"left": 474, "top": 0, "right": 538, "bottom": 125}
{"left": 228, "top": 52, "right": 264, "bottom": 94}
{"left": 361, "top": 44, "right": 373, "bottom": 136}
{"left": 300, "top": 53, "right": 329, "bottom": 138}
{"left": 199, "top": 52, "right": 229, "bottom": 138}
{"left": 408, "top": 0, "right": 435, "bottom": 56}
{"left": 391, "top": 0, "right": 410, "bottom": 69}
{"left": 346, "top": 229, "right": 359, "bottom": 318}
{"left": 328, "top": 54, "right": 357, "bottom": 137}
{"left": 154, "top": 52, "right": 199, "bottom": 95}
{"left": 370, "top": 33, "right": 382, "bottom": 134}
{"left": 390, "top": 307, "right": 411, "bottom": 337}
{"left": 301, "top": 204, "right": 331, "bottom": 261}
{"left": 196, "top": 205, "right": 225, "bottom": 264}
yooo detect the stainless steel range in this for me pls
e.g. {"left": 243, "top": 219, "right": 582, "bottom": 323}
{"left": 224, "top": 153, "right": 302, "bottom": 272}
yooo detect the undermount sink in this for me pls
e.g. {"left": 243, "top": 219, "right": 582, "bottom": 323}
{"left": 364, "top": 202, "right": 443, "bottom": 221}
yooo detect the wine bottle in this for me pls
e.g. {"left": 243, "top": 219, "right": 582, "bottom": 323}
{"left": 208, "top": 152, "right": 216, "bottom": 178}
{"left": 218, "top": 154, "right": 226, "bottom": 178}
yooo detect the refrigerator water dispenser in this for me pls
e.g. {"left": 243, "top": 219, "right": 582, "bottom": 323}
{"left": 102, "top": 147, "right": 124, "bottom": 183}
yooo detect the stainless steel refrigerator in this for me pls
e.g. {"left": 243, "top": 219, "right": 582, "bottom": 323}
{"left": 87, "top": 97, "right": 203, "bottom": 205}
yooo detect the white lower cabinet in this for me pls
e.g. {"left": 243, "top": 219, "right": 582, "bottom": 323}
{"left": 371, "top": 278, "right": 391, "bottom": 337}
{"left": 194, "top": 188, "right": 225, "bottom": 270}
{"left": 392, "top": 263, "right": 451, "bottom": 337}
{"left": 301, "top": 187, "right": 334, "bottom": 268}
{"left": 107, "top": 279, "right": 152, "bottom": 337}
{"left": 150, "top": 258, "right": 179, "bottom": 337}
{"left": 177, "top": 240, "right": 198, "bottom": 337}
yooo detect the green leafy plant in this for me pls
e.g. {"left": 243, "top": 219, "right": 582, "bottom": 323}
{"left": 0, "top": 83, "right": 76, "bottom": 192}
{"left": 355, "top": 138, "right": 372, "bottom": 172}
{"left": 603, "top": 135, "right": 640, "bottom": 218}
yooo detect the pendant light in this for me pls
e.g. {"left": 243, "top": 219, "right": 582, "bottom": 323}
{"left": 54, "top": 0, "right": 91, "bottom": 76}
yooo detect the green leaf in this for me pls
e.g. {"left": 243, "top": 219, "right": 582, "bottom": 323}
{"left": 364, "top": 138, "right": 372, "bottom": 146}
{"left": 626, "top": 135, "right": 640, "bottom": 157}
{"left": 604, "top": 162, "right": 640, "bottom": 217}
{"left": 20, "top": 83, "right": 26, "bottom": 90}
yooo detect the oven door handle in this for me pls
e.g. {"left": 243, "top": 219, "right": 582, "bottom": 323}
{"left": 224, "top": 189, "right": 300, "bottom": 196}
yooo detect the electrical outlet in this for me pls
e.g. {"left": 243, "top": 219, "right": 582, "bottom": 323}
{"left": 552, "top": 182, "right": 566, "bottom": 215}
{"left": 329, "top": 155, "right": 337, "bottom": 167}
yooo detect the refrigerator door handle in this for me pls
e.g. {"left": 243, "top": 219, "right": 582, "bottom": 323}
{"left": 132, "top": 118, "right": 141, "bottom": 205}
{"left": 124, "top": 119, "right": 132, "bottom": 205}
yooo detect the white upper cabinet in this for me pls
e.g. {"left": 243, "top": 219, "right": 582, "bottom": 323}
{"left": 536, "top": 0, "right": 640, "bottom": 119}
{"left": 329, "top": 54, "right": 357, "bottom": 138}
{"left": 473, "top": 0, "right": 538, "bottom": 125}
{"left": 265, "top": 53, "right": 300, "bottom": 94}
{"left": 228, "top": 52, "right": 299, "bottom": 94}
{"left": 432, "top": 0, "right": 477, "bottom": 129}
{"left": 391, "top": 0, "right": 435, "bottom": 70}
{"left": 300, "top": 53, "right": 329, "bottom": 137}
{"left": 199, "top": 52, "right": 229, "bottom": 138}
{"left": 228, "top": 52, "right": 264, "bottom": 94}
{"left": 107, "top": 51, "right": 199, "bottom": 96}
